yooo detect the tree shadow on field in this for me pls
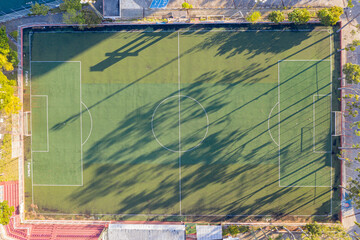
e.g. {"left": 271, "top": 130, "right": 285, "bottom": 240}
{"left": 48, "top": 27, "right": 334, "bottom": 217}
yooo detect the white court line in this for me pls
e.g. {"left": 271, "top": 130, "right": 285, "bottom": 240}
{"left": 278, "top": 61, "right": 281, "bottom": 187}
{"left": 31, "top": 61, "right": 83, "bottom": 187}
{"left": 312, "top": 94, "right": 332, "bottom": 154}
{"left": 29, "top": 32, "right": 34, "bottom": 205}
{"left": 33, "top": 29, "right": 330, "bottom": 34}
{"left": 268, "top": 102, "right": 279, "bottom": 147}
{"left": 280, "top": 185, "right": 331, "bottom": 188}
{"left": 329, "top": 31, "right": 333, "bottom": 216}
{"left": 280, "top": 60, "right": 330, "bottom": 62}
{"left": 178, "top": 31, "right": 182, "bottom": 216}
{"left": 35, "top": 212, "right": 332, "bottom": 217}
{"left": 33, "top": 184, "right": 83, "bottom": 187}
{"left": 31, "top": 95, "right": 49, "bottom": 153}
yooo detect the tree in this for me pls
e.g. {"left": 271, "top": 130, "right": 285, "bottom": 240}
{"left": 347, "top": 40, "right": 360, "bottom": 51}
{"left": 59, "top": 0, "right": 82, "bottom": 11}
{"left": 246, "top": 11, "right": 262, "bottom": 23}
{"left": 288, "top": 8, "right": 311, "bottom": 24}
{"left": 0, "top": 201, "right": 14, "bottom": 225}
{"left": 0, "top": 27, "right": 18, "bottom": 71}
{"left": 181, "top": 2, "right": 193, "bottom": 9}
{"left": 0, "top": 71, "right": 21, "bottom": 115}
{"left": 302, "top": 222, "right": 352, "bottom": 240}
{"left": 82, "top": 9, "right": 102, "bottom": 27}
{"left": 348, "top": 0, "right": 354, "bottom": 8}
{"left": 63, "top": 8, "right": 85, "bottom": 25}
{"left": 343, "top": 63, "right": 360, "bottom": 84}
{"left": 30, "top": 3, "right": 50, "bottom": 16}
{"left": 317, "top": 6, "right": 344, "bottom": 26}
{"left": 267, "top": 11, "right": 285, "bottom": 23}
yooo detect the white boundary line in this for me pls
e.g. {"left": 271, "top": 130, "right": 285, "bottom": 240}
{"left": 29, "top": 32, "right": 34, "bottom": 205}
{"left": 31, "top": 95, "right": 49, "bottom": 153}
{"left": 178, "top": 31, "right": 182, "bottom": 216}
{"left": 27, "top": 29, "right": 334, "bottom": 218}
{"left": 30, "top": 61, "right": 83, "bottom": 187}
{"left": 278, "top": 61, "right": 281, "bottom": 187}
{"left": 278, "top": 60, "right": 333, "bottom": 189}
{"left": 329, "top": 31, "right": 333, "bottom": 216}
{"left": 33, "top": 29, "right": 330, "bottom": 34}
{"left": 312, "top": 94, "right": 332, "bottom": 154}
{"left": 34, "top": 212, "right": 331, "bottom": 217}
{"left": 268, "top": 102, "right": 279, "bottom": 147}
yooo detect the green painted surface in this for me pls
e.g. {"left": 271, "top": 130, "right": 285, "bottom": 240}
{"left": 25, "top": 27, "right": 339, "bottom": 218}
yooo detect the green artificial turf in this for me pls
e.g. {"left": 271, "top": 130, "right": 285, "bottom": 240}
{"left": 24, "top": 25, "right": 339, "bottom": 219}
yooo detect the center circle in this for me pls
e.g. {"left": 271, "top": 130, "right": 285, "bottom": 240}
{"left": 151, "top": 95, "right": 209, "bottom": 153}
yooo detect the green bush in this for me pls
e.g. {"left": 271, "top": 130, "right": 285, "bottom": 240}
{"left": 9, "top": 31, "right": 17, "bottom": 40}
{"left": 246, "top": 11, "right": 262, "bottom": 23}
{"left": 182, "top": 2, "right": 193, "bottom": 9}
{"left": 0, "top": 201, "right": 15, "bottom": 225}
{"left": 82, "top": 9, "right": 102, "bottom": 27}
{"left": 288, "top": 8, "right": 311, "bottom": 24}
{"left": 267, "top": 11, "right": 285, "bottom": 23}
{"left": 317, "top": 6, "right": 343, "bottom": 26}
{"left": 30, "top": 2, "right": 50, "bottom": 16}
{"left": 60, "top": 0, "right": 82, "bottom": 11}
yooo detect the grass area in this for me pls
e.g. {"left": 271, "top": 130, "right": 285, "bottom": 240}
{"left": 23, "top": 24, "right": 340, "bottom": 220}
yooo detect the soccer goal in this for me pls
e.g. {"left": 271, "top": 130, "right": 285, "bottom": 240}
{"left": 333, "top": 111, "right": 342, "bottom": 136}
{"left": 24, "top": 111, "right": 31, "bottom": 136}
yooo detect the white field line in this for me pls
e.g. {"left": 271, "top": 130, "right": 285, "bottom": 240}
{"left": 34, "top": 29, "right": 330, "bottom": 34}
{"left": 80, "top": 61, "right": 83, "bottom": 186}
{"left": 33, "top": 184, "right": 83, "bottom": 187}
{"left": 329, "top": 31, "right": 333, "bottom": 216}
{"left": 280, "top": 60, "right": 330, "bottom": 62}
{"left": 312, "top": 94, "right": 332, "bottom": 154}
{"left": 31, "top": 61, "right": 83, "bottom": 187}
{"left": 31, "top": 95, "right": 48, "bottom": 153}
{"left": 279, "top": 185, "right": 331, "bottom": 188}
{"left": 34, "top": 212, "right": 332, "bottom": 217}
{"left": 278, "top": 61, "right": 281, "bottom": 187}
{"left": 29, "top": 32, "right": 34, "bottom": 205}
{"left": 268, "top": 102, "right": 279, "bottom": 147}
{"left": 178, "top": 31, "right": 182, "bottom": 216}
{"left": 81, "top": 102, "right": 93, "bottom": 146}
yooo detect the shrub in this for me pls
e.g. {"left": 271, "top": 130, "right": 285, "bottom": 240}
{"left": 0, "top": 201, "right": 15, "bottom": 225}
{"left": 60, "top": 0, "right": 82, "bottom": 12}
{"left": 288, "top": 8, "right": 311, "bottom": 24}
{"left": 267, "top": 11, "right": 285, "bottom": 23}
{"left": 246, "top": 11, "right": 262, "bottom": 23}
{"left": 182, "top": 2, "right": 193, "bottom": 9}
{"left": 30, "top": 3, "right": 50, "bottom": 16}
{"left": 9, "top": 31, "right": 17, "bottom": 40}
{"left": 317, "top": 6, "right": 343, "bottom": 26}
{"left": 82, "top": 9, "right": 102, "bottom": 27}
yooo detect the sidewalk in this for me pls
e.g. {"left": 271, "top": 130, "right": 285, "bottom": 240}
{"left": 339, "top": 0, "right": 360, "bottom": 237}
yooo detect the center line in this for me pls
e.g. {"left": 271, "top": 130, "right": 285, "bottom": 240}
{"left": 177, "top": 31, "right": 182, "bottom": 215}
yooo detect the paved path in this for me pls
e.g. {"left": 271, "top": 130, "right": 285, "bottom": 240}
{"left": 339, "top": 0, "right": 360, "bottom": 237}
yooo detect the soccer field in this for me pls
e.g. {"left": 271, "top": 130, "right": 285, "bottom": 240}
{"left": 23, "top": 24, "right": 340, "bottom": 220}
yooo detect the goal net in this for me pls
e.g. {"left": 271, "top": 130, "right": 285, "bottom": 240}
{"left": 333, "top": 111, "right": 342, "bottom": 136}
{"left": 24, "top": 111, "right": 31, "bottom": 136}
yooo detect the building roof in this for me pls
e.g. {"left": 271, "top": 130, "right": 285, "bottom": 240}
{"left": 196, "top": 225, "right": 222, "bottom": 240}
{"left": 107, "top": 224, "right": 185, "bottom": 240}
